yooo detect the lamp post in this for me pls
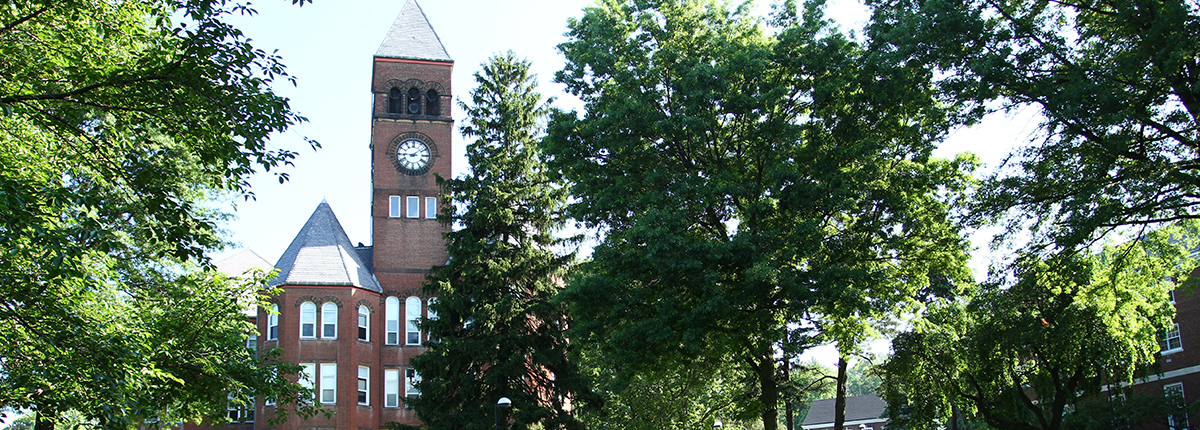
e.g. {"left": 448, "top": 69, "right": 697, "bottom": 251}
{"left": 495, "top": 397, "right": 512, "bottom": 430}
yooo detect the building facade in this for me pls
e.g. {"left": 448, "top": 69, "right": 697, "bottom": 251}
{"left": 207, "top": 1, "right": 454, "bottom": 428}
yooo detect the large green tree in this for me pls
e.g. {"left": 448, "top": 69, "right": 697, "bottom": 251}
{"left": 409, "top": 52, "right": 593, "bottom": 430}
{"left": 881, "top": 224, "right": 1198, "bottom": 430}
{"left": 865, "top": 0, "right": 1200, "bottom": 427}
{"left": 546, "top": 1, "right": 974, "bottom": 429}
{"left": 0, "top": 0, "right": 316, "bottom": 428}
{"left": 866, "top": 0, "right": 1200, "bottom": 251}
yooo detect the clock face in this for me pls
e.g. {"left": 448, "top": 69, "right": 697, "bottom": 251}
{"left": 396, "top": 139, "right": 431, "bottom": 174}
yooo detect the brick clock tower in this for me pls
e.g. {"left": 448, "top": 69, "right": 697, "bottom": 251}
{"left": 370, "top": 0, "right": 453, "bottom": 314}
{"left": 232, "top": 1, "right": 453, "bottom": 429}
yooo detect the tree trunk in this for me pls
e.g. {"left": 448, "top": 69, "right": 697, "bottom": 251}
{"left": 784, "top": 359, "right": 795, "bottom": 430}
{"left": 834, "top": 355, "right": 848, "bottom": 430}
{"left": 755, "top": 354, "right": 780, "bottom": 430}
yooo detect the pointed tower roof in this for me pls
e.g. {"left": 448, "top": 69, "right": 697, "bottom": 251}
{"left": 270, "top": 202, "right": 382, "bottom": 292}
{"left": 376, "top": 0, "right": 452, "bottom": 62}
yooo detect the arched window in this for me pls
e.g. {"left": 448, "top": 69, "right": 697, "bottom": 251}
{"left": 300, "top": 302, "right": 316, "bottom": 338}
{"left": 322, "top": 302, "right": 338, "bottom": 339}
{"left": 388, "top": 88, "right": 402, "bottom": 114}
{"left": 406, "top": 88, "right": 421, "bottom": 115}
{"left": 267, "top": 304, "right": 279, "bottom": 340}
{"left": 405, "top": 296, "right": 421, "bottom": 345}
{"left": 386, "top": 297, "right": 400, "bottom": 345}
{"left": 358, "top": 305, "right": 370, "bottom": 341}
{"left": 425, "top": 89, "right": 440, "bottom": 116}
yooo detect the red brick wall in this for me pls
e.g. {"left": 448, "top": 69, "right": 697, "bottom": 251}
{"left": 370, "top": 57, "right": 453, "bottom": 281}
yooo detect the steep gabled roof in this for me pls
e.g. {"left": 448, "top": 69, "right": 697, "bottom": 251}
{"left": 270, "top": 201, "right": 381, "bottom": 292}
{"left": 215, "top": 249, "right": 273, "bottom": 278}
{"left": 802, "top": 394, "right": 887, "bottom": 427}
{"left": 376, "top": 0, "right": 452, "bottom": 62}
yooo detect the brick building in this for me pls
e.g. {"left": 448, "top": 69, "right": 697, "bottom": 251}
{"left": 204, "top": 1, "right": 455, "bottom": 428}
{"left": 1126, "top": 285, "right": 1200, "bottom": 430}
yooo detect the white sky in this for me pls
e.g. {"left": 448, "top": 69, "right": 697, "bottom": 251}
{"left": 214, "top": 0, "right": 1040, "bottom": 366}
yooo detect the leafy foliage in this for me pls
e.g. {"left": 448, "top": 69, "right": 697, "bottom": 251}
{"left": 0, "top": 0, "right": 317, "bottom": 427}
{"left": 867, "top": 0, "right": 1200, "bottom": 251}
{"left": 546, "top": 1, "right": 974, "bottom": 429}
{"left": 409, "top": 52, "right": 593, "bottom": 430}
{"left": 882, "top": 223, "right": 1199, "bottom": 430}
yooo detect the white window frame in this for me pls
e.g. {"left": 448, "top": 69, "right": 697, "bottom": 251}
{"left": 226, "top": 394, "right": 254, "bottom": 423}
{"left": 267, "top": 304, "right": 279, "bottom": 340}
{"left": 358, "top": 366, "right": 370, "bottom": 405}
{"left": 405, "top": 368, "right": 421, "bottom": 397}
{"left": 322, "top": 302, "right": 338, "bottom": 339}
{"left": 1164, "top": 323, "right": 1183, "bottom": 354}
{"left": 299, "top": 363, "right": 316, "bottom": 404}
{"left": 427, "top": 297, "right": 438, "bottom": 342}
{"left": 406, "top": 196, "right": 420, "bottom": 218}
{"left": 425, "top": 196, "right": 437, "bottom": 219}
{"left": 389, "top": 195, "right": 401, "bottom": 218}
{"left": 406, "top": 296, "right": 422, "bottom": 345}
{"left": 246, "top": 333, "right": 257, "bottom": 351}
{"left": 300, "top": 302, "right": 317, "bottom": 339}
{"left": 320, "top": 363, "right": 337, "bottom": 404}
{"left": 358, "top": 305, "right": 370, "bottom": 341}
{"left": 1166, "top": 382, "right": 1190, "bottom": 430}
{"left": 386, "top": 297, "right": 401, "bottom": 345}
{"left": 385, "top": 369, "right": 400, "bottom": 407}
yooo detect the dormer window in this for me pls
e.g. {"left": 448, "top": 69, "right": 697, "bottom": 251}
{"left": 426, "top": 89, "right": 440, "bottom": 116}
{"left": 407, "top": 88, "right": 421, "bottom": 114}
{"left": 388, "top": 88, "right": 402, "bottom": 114}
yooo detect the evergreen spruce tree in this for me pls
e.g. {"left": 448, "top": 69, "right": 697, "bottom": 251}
{"left": 407, "top": 52, "right": 591, "bottom": 430}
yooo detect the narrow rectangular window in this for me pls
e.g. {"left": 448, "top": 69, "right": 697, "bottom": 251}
{"left": 358, "top": 366, "right": 370, "bottom": 405}
{"left": 385, "top": 369, "right": 400, "bottom": 407}
{"left": 407, "top": 196, "right": 420, "bottom": 218}
{"left": 320, "top": 363, "right": 337, "bottom": 404}
{"left": 358, "top": 305, "right": 369, "bottom": 341}
{"left": 267, "top": 304, "right": 279, "bottom": 340}
{"left": 425, "top": 197, "right": 437, "bottom": 219}
{"left": 1163, "top": 323, "right": 1183, "bottom": 352}
{"left": 299, "top": 363, "right": 316, "bottom": 404}
{"left": 389, "top": 196, "right": 401, "bottom": 218}
{"left": 405, "top": 368, "right": 421, "bottom": 397}
{"left": 322, "top": 302, "right": 337, "bottom": 339}
{"left": 1166, "top": 382, "right": 1190, "bottom": 430}
{"left": 406, "top": 296, "right": 422, "bottom": 345}
{"left": 427, "top": 297, "right": 438, "bottom": 342}
{"left": 246, "top": 334, "right": 257, "bottom": 351}
{"left": 386, "top": 297, "right": 400, "bottom": 345}
{"left": 300, "top": 302, "right": 316, "bottom": 339}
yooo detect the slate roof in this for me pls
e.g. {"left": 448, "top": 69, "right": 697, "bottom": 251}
{"left": 376, "top": 0, "right": 452, "bottom": 62}
{"left": 802, "top": 394, "right": 887, "bottom": 427}
{"left": 270, "top": 201, "right": 382, "bottom": 292}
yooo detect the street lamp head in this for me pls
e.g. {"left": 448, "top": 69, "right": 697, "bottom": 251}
{"left": 497, "top": 397, "right": 512, "bottom": 408}
{"left": 713, "top": 420, "right": 723, "bottom": 428}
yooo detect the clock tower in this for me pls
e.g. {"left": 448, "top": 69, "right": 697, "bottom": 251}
{"left": 370, "top": 0, "right": 453, "bottom": 294}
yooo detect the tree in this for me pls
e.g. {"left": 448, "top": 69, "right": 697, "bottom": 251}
{"left": 546, "top": 1, "right": 974, "bottom": 429}
{"left": 881, "top": 224, "right": 1198, "bottom": 430}
{"left": 578, "top": 350, "right": 760, "bottom": 430}
{"left": 866, "top": 0, "right": 1200, "bottom": 252}
{"left": 0, "top": 0, "right": 316, "bottom": 428}
{"left": 408, "top": 52, "right": 593, "bottom": 430}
